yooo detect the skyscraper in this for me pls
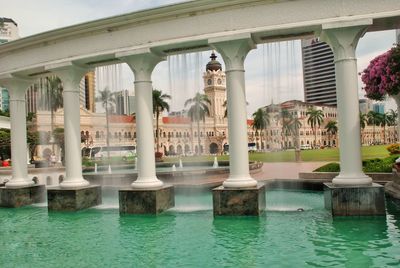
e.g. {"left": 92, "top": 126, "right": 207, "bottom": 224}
{"left": 301, "top": 38, "right": 337, "bottom": 106}
{"left": 0, "top": 18, "right": 19, "bottom": 111}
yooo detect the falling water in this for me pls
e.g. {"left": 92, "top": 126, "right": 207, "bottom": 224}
{"left": 167, "top": 51, "right": 209, "bottom": 112}
{"left": 179, "top": 158, "right": 183, "bottom": 168}
{"left": 94, "top": 163, "right": 98, "bottom": 173}
{"left": 95, "top": 64, "right": 124, "bottom": 93}
{"left": 261, "top": 40, "right": 303, "bottom": 105}
{"left": 213, "top": 156, "right": 219, "bottom": 168}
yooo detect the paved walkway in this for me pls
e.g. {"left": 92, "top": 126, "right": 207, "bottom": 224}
{"left": 252, "top": 161, "right": 329, "bottom": 180}
{"left": 174, "top": 161, "right": 328, "bottom": 186}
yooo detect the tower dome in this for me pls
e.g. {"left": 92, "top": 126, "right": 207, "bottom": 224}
{"left": 206, "top": 52, "right": 222, "bottom": 72}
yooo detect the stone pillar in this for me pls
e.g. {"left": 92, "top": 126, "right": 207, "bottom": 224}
{"left": 47, "top": 64, "right": 90, "bottom": 188}
{"left": 211, "top": 35, "right": 257, "bottom": 188}
{"left": 0, "top": 76, "right": 33, "bottom": 188}
{"left": 117, "top": 50, "right": 164, "bottom": 189}
{"left": 320, "top": 21, "right": 372, "bottom": 186}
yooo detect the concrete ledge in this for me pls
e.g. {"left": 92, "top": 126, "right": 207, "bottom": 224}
{"left": 0, "top": 184, "right": 46, "bottom": 208}
{"left": 299, "top": 172, "right": 393, "bottom": 184}
{"left": 119, "top": 184, "right": 174, "bottom": 214}
{"left": 324, "top": 183, "right": 386, "bottom": 216}
{"left": 47, "top": 185, "right": 102, "bottom": 211}
{"left": 212, "top": 183, "right": 266, "bottom": 216}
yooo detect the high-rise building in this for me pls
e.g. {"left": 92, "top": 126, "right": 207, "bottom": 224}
{"left": 80, "top": 71, "right": 96, "bottom": 112}
{"left": 0, "top": 88, "right": 9, "bottom": 111}
{"left": 359, "top": 98, "right": 374, "bottom": 114}
{"left": 0, "top": 17, "right": 19, "bottom": 44}
{"left": 373, "top": 103, "right": 385, "bottom": 114}
{"left": 301, "top": 38, "right": 337, "bottom": 106}
{"left": 115, "top": 90, "right": 134, "bottom": 115}
{"left": 0, "top": 18, "right": 19, "bottom": 111}
{"left": 26, "top": 72, "right": 96, "bottom": 114}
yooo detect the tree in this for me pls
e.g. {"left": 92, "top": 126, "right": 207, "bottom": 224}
{"left": 380, "top": 112, "right": 391, "bottom": 144}
{"left": 153, "top": 89, "right": 171, "bottom": 153}
{"left": 360, "top": 113, "right": 368, "bottom": 145}
{"left": 288, "top": 115, "right": 302, "bottom": 161}
{"left": 388, "top": 109, "right": 398, "bottom": 143}
{"left": 367, "top": 111, "right": 381, "bottom": 144}
{"left": 96, "top": 87, "right": 116, "bottom": 161}
{"left": 325, "top": 120, "right": 338, "bottom": 147}
{"left": 361, "top": 43, "right": 400, "bottom": 141}
{"left": 185, "top": 93, "right": 211, "bottom": 155}
{"left": 53, "top": 128, "right": 65, "bottom": 163}
{"left": 306, "top": 107, "right": 324, "bottom": 148}
{"left": 252, "top": 108, "right": 270, "bottom": 150}
{"left": 276, "top": 109, "right": 292, "bottom": 149}
{"left": 38, "top": 76, "right": 63, "bottom": 150}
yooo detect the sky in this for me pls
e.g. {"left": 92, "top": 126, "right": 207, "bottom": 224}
{"left": 0, "top": 0, "right": 397, "bottom": 116}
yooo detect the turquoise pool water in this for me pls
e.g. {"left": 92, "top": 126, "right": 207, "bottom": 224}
{"left": 1, "top": 189, "right": 400, "bottom": 267}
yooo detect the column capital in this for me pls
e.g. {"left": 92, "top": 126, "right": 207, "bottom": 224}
{"left": 209, "top": 33, "right": 256, "bottom": 71}
{"left": 45, "top": 62, "right": 90, "bottom": 90}
{"left": 0, "top": 74, "right": 33, "bottom": 100}
{"left": 318, "top": 19, "right": 372, "bottom": 62}
{"left": 116, "top": 48, "right": 165, "bottom": 81}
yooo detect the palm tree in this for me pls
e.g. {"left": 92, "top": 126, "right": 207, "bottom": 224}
{"left": 153, "top": 89, "right": 171, "bottom": 153}
{"left": 360, "top": 112, "right": 368, "bottom": 145}
{"left": 96, "top": 88, "right": 116, "bottom": 161}
{"left": 388, "top": 109, "right": 398, "bottom": 143}
{"left": 306, "top": 107, "right": 324, "bottom": 148}
{"left": 325, "top": 120, "right": 338, "bottom": 147}
{"left": 185, "top": 93, "right": 211, "bottom": 155}
{"left": 367, "top": 111, "right": 382, "bottom": 144}
{"left": 252, "top": 108, "right": 270, "bottom": 150}
{"left": 276, "top": 109, "right": 292, "bottom": 149}
{"left": 289, "top": 115, "right": 302, "bottom": 161}
{"left": 380, "top": 112, "right": 391, "bottom": 144}
{"left": 38, "top": 76, "right": 63, "bottom": 152}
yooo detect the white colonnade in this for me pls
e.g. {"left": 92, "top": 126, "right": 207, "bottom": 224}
{"left": 118, "top": 50, "right": 165, "bottom": 189}
{"left": 320, "top": 20, "right": 373, "bottom": 186}
{"left": 1, "top": 76, "right": 33, "bottom": 188}
{"left": 211, "top": 35, "right": 258, "bottom": 188}
{"left": 46, "top": 64, "right": 90, "bottom": 188}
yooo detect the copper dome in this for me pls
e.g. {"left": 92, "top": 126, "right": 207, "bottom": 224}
{"left": 206, "top": 52, "right": 222, "bottom": 71}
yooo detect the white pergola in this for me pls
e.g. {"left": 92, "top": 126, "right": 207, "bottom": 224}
{"left": 0, "top": 0, "right": 399, "bottom": 189}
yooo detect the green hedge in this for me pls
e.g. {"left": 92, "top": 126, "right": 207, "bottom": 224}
{"left": 314, "top": 154, "right": 400, "bottom": 173}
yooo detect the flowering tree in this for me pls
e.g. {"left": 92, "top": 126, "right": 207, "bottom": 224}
{"left": 361, "top": 43, "right": 400, "bottom": 141}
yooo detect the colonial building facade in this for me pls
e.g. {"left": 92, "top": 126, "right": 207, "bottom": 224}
{"left": 33, "top": 54, "right": 395, "bottom": 159}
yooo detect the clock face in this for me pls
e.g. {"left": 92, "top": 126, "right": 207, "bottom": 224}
{"left": 207, "top": 79, "right": 212, "bottom": 85}
{"left": 217, "top": 79, "right": 222, "bottom": 85}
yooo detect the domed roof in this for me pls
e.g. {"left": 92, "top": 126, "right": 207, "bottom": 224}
{"left": 206, "top": 52, "right": 222, "bottom": 72}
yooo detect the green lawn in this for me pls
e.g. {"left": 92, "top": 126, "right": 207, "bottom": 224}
{"left": 166, "top": 145, "right": 390, "bottom": 163}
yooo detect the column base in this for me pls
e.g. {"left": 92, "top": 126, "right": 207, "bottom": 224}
{"left": 222, "top": 176, "right": 258, "bottom": 188}
{"left": 0, "top": 185, "right": 46, "bottom": 208}
{"left": 324, "top": 183, "right": 386, "bottom": 216}
{"left": 212, "top": 183, "right": 265, "bottom": 216}
{"left": 47, "top": 185, "right": 102, "bottom": 211}
{"left": 131, "top": 177, "right": 164, "bottom": 189}
{"left": 119, "top": 184, "right": 174, "bottom": 214}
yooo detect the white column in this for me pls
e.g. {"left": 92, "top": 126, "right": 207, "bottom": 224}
{"left": 46, "top": 63, "right": 90, "bottom": 188}
{"left": 320, "top": 20, "right": 372, "bottom": 186}
{"left": 0, "top": 76, "right": 34, "bottom": 188}
{"left": 392, "top": 94, "right": 400, "bottom": 142}
{"left": 117, "top": 50, "right": 165, "bottom": 188}
{"left": 211, "top": 35, "right": 257, "bottom": 188}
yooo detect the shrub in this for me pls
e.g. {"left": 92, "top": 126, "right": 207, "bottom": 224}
{"left": 314, "top": 162, "right": 340, "bottom": 172}
{"left": 314, "top": 155, "right": 400, "bottom": 173}
{"left": 387, "top": 144, "right": 400, "bottom": 155}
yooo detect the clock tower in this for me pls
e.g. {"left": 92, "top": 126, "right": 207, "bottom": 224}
{"left": 203, "top": 52, "right": 226, "bottom": 119}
